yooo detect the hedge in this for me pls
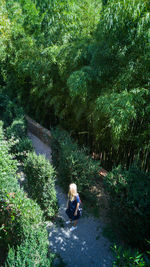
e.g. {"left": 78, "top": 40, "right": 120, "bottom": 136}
{"left": 23, "top": 152, "right": 58, "bottom": 219}
{"left": 0, "top": 122, "right": 52, "bottom": 265}
{"left": 104, "top": 165, "right": 150, "bottom": 249}
{"left": 51, "top": 127, "right": 100, "bottom": 200}
{"left": 0, "top": 93, "right": 33, "bottom": 161}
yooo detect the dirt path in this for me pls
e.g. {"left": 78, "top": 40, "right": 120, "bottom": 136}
{"left": 28, "top": 132, "right": 114, "bottom": 267}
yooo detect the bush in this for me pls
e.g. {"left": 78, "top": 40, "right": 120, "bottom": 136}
{"left": 23, "top": 152, "right": 58, "bottom": 219}
{"left": 0, "top": 123, "right": 52, "bottom": 265}
{"left": 0, "top": 129, "right": 43, "bottom": 246}
{"left": 3, "top": 102, "right": 33, "bottom": 161}
{"left": 5, "top": 228, "right": 52, "bottom": 267}
{"left": 112, "top": 244, "right": 150, "bottom": 267}
{"left": 6, "top": 117, "right": 31, "bottom": 161}
{"left": 0, "top": 189, "right": 44, "bottom": 249}
{"left": 2, "top": 100, "right": 25, "bottom": 128}
{"left": 104, "top": 165, "right": 150, "bottom": 248}
{"left": 9, "top": 137, "right": 33, "bottom": 161}
{"left": 0, "top": 94, "right": 33, "bottom": 161}
{"left": 51, "top": 128, "right": 100, "bottom": 199}
{"left": 0, "top": 122, "right": 18, "bottom": 192}
{"left": 0, "top": 91, "right": 9, "bottom": 118}
{"left": 6, "top": 118, "right": 27, "bottom": 139}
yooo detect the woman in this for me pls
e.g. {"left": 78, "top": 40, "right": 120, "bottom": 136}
{"left": 65, "top": 183, "right": 81, "bottom": 231}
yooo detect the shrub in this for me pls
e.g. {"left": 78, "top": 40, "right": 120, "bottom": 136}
{"left": 104, "top": 165, "right": 150, "bottom": 248}
{"left": 6, "top": 118, "right": 27, "bottom": 139}
{"left": 51, "top": 128, "right": 100, "bottom": 199}
{"left": 0, "top": 126, "right": 44, "bottom": 248}
{"left": 0, "top": 122, "right": 18, "bottom": 193}
{"left": 9, "top": 137, "right": 33, "bottom": 161}
{"left": 112, "top": 244, "right": 150, "bottom": 267}
{"left": 0, "top": 95, "right": 33, "bottom": 161}
{"left": 2, "top": 100, "right": 24, "bottom": 128}
{"left": 0, "top": 91, "right": 9, "bottom": 118}
{"left": 0, "top": 190, "right": 44, "bottom": 249}
{"left": 23, "top": 152, "right": 58, "bottom": 219}
{"left": 0, "top": 123, "right": 52, "bottom": 265}
{"left": 4, "top": 108, "right": 33, "bottom": 161}
{"left": 5, "top": 228, "right": 52, "bottom": 267}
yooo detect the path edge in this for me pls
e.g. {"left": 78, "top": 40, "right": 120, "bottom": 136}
{"left": 26, "top": 115, "right": 52, "bottom": 146}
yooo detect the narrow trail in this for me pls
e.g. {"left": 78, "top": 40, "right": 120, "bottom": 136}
{"left": 28, "top": 132, "right": 114, "bottom": 267}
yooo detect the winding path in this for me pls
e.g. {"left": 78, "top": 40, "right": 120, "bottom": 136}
{"left": 28, "top": 132, "right": 114, "bottom": 267}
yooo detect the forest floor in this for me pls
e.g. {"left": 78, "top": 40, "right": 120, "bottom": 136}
{"left": 28, "top": 131, "right": 114, "bottom": 267}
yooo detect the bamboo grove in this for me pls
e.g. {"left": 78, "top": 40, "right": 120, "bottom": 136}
{"left": 0, "top": 0, "right": 150, "bottom": 171}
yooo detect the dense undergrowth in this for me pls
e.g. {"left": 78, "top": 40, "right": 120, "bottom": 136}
{"left": 51, "top": 127, "right": 100, "bottom": 196}
{"left": 0, "top": 122, "right": 52, "bottom": 266}
{"left": 24, "top": 152, "right": 58, "bottom": 219}
{"left": 51, "top": 127, "right": 150, "bottom": 266}
{"left": 105, "top": 166, "right": 150, "bottom": 249}
{"left": 0, "top": 0, "right": 149, "bottom": 171}
{"left": 0, "top": 95, "right": 58, "bottom": 266}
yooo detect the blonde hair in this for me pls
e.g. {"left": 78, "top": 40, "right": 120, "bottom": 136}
{"left": 68, "top": 183, "right": 78, "bottom": 201}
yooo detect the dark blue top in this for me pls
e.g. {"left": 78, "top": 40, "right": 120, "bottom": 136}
{"left": 66, "top": 194, "right": 81, "bottom": 220}
{"left": 68, "top": 194, "right": 80, "bottom": 212}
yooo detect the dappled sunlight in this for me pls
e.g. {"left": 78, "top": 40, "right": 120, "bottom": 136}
{"left": 48, "top": 219, "right": 112, "bottom": 266}
{"left": 27, "top": 132, "right": 114, "bottom": 266}
{"left": 47, "top": 184, "right": 113, "bottom": 267}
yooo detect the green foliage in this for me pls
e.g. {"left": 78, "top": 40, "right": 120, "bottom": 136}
{"left": 91, "top": 0, "right": 150, "bottom": 148}
{"left": 1, "top": 0, "right": 149, "bottom": 168}
{"left": 1, "top": 0, "right": 148, "bottom": 171}
{"left": 93, "top": 88, "right": 150, "bottom": 144}
{"left": 112, "top": 244, "right": 150, "bottom": 267}
{"left": 23, "top": 152, "right": 58, "bottom": 219}
{"left": 0, "top": 91, "right": 9, "bottom": 117}
{"left": 0, "top": 124, "right": 42, "bottom": 244}
{"left": 6, "top": 118, "right": 27, "bottom": 139}
{"left": 0, "top": 2, "right": 11, "bottom": 85}
{"left": 6, "top": 229, "right": 51, "bottom": 267}
{"left": 0, "top": 121, "right": 18, "bottom": 192}
{"left": 10, "top": 137, "right": 33, "bottom": 161}
{"left": 35, "top": 0, "right": 102, "bottom": 45}
{"left": 51, "top": 128, "right": 100, "bottom": 199}
{"left": 0, "top": 92, "right": 33, "bottom": 161}
{"left": 0, "top": 123, "right": 51, "bottom": 265}
{"left": 2, "top": 100, "right": 25, "bottom": 128}
{"left": 0, "top": 189, "right": 44, "bottom": 248}
{"left": 104, "top": 165, "right": 150, "bottom": 248}
{"left": 0, "top": 0, "right": 150, "bottom": 260}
